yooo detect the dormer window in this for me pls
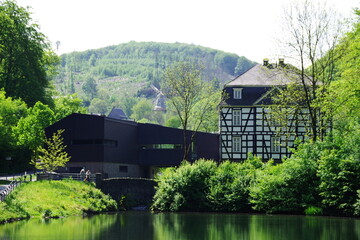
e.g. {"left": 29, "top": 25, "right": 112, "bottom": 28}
{"left": 233, "top": 88, "right": 243, "bottom": 99}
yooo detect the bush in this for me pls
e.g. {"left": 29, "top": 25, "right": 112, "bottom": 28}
{"left": 208, "top": 155, "right": 262, "bottom": 212}
{"left": 152, "top": 159, "right": 216, "bottom": 211}
{"left": 305, "top": 206, "right": 323, "bottom": 216}
{"left": 317, "top": 129, "right": 360, "bottom": 216}
{"left": 152, "top": 156, "right": 263, "bottom": 212}
{"left": 250, "top": 143, "right": 320, "bottom": 214}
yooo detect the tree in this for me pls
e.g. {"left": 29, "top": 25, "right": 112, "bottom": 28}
{"left": 53, "top": 94, "right": 87, "bottom": 121}
{"left": 130, "top": 98, "right": 154, "bottom": 121}
{"left": 162, "top": 62, "right": 218, "bottom": 161}
{"left": 32, "top": 129, "right": 71, "bottom": 172}
{"left": 88, "top": 98, "right": 107, "bottom": 115}
{"left": 274, "top": 0, "right": 344, "bottom": 141}
{"left": 82, "top": 76, "right": 98, "bottom": 100}
{"left": 189, "top": 90, "right": 221, "bottom": 133}
{"left": 0, "top": 0, "right": 59, "bottom": 106}
{"left": 0, "top": 90, "right": 28, "bottom": 171}
{"left": 13, "top": 102, "right": 55, "bottom": 155}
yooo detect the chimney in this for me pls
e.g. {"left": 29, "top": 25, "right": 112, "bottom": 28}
{"left": 263, "top": 58, "right": 269, "bottom": 66}
{"left": 279, "top": 58, "right": 285, "bottom": 67}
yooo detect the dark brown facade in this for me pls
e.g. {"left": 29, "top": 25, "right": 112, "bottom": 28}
{"left": 46, "top": 113, "right": 219, "bottom": 178}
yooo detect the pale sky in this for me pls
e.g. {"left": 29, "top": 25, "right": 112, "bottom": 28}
{"left": 16, "top": 0, "right": 359, "bottom": 63}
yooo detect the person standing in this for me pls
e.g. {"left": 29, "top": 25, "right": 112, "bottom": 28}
{"left": 85, "top": 170, "right": 91, "bottom": 182}
{"left": 80, "top": 168, "right": 85, "bottom": 181}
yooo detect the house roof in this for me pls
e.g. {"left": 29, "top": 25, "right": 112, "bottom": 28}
{"left": 107, "top": 108, "right": 128, "bottom": 120}
{"left": 225, "top": 64, "right": 297, "bottom": 87}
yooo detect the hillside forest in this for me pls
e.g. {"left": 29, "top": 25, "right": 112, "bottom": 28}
{"left": 55, "top": 41, "right": 256, "bottom": 127}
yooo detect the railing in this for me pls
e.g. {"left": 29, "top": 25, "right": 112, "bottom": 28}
{"left": 0, "top": 176, "right": 26, "bottom": 202}
{"left": 36, "top": 173, "right": 96, "bottom": 182}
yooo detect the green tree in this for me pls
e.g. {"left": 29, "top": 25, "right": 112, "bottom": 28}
{"left": 82, "top": 76, "right": 97, "bottom": 100}
{"left": 88, "top": 98, "right": 107, "bottom": 115}
{"left": 13, "top": 102, "right": 55, "bottom": 156}
{"left": 53, "top": 94, "right": 87, "bottom": 120}
{"left": 152, "top": 160, "right": 217, "bottom": 212}
{"left": 273, "top": 0, "right": 344, "bottom": 141}
{"left": 120, "top": 95, "right": 138, "bottom": 117}
{"left": 250, "top": 143, "right": 321, "bottom": 214}
{"left": 189, "top": 90, "right": 221, "bottom": 133}
{"left": 0, "top": 90, "right": 28, "bottom": 171}
{"left": 163, "top": 62, "right": 218, "bottom": 161}
{"left": 31, "top": 129, "right": 71, "bottom": 172}
{"left": 130, "top": 98, "right": 154, "bottom": 122}
{"left": 0, "top": 0, "right": 59, "bottom": 106}
{"left": 314, "top": 10, "right": 360, "bottom": 216}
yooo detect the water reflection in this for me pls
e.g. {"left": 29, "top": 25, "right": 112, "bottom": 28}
{"left": 0, "top": 212, "right": 360, "bottom": 240}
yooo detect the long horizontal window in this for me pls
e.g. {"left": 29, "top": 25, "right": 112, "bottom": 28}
{"left": 140, "top": 144, "right": 182, "bottom": 150}
{"left": 72, "top": 139, "right": 118, "bottom": 147}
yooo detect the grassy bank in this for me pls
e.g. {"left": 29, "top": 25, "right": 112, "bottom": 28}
{"left": 0, "top": 179, "right": 117, "bottom": 223}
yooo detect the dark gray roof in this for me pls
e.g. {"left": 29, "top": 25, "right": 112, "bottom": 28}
{"left": 225, "top": 64, "right": 297, "bottom": 87}
{"left": 108, "top": 108, "right": 128, "bottom": 120}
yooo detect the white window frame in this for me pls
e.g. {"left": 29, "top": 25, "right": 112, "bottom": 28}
{"left": 271, "top": 136, "right": 281, "bottom": 153}
{"left": 233, "top": 109, "right": 241, "bottom": 126}
{"left": 233, "top": 136, "right": 241, "bottom": 152}
{"left": 233, "top": 88, "right": 243, "bottom": 99}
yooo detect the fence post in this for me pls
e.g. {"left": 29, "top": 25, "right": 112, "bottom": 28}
{"left": 95, "top": 173, "right": 102, "bottom": 187}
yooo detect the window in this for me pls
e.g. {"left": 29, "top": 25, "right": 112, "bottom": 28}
{"left": 140, "top": 144, "right": 182, "bottom": 149}
{"left": 233, "top": 136, "right": 241, "bottom": 152}
{"left": 271, "top": 137, "right": 281, "bottom": 153}
{"left": 233, "top": 88, "right": 243, "bottom": 99}
{"left": 233, "top": 110, "right": 241, "bottom": 126}
{"left": 119, "top": 165, "right": 128, "bottom": 173}
{"left": 72, "top": 139, "right": 118, "bottom": 147}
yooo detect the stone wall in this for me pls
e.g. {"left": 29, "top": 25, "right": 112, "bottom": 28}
{"left": 99, "top": 178, "right": 157, "bottom": 209}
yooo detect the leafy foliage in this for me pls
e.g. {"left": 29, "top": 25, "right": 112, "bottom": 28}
{"left": 32, "top": 129, "right": 71, "bottom": 172}
{"left": 152, "top": 160, "right": 217, "bottom": 212}
{"left": 152, "top": 157, "right": 262, "bottom": 212}
{"left": 208, "top": 156, "right": 262, "bottom": 212}
{"left": 250, "top": 143, "right": 320, "bottom": 214}
{"left": 163, "top": 62, "right": 220, "bottom": 160}
{"left": 0, "top": 0, "right": 59, "bottom": 107}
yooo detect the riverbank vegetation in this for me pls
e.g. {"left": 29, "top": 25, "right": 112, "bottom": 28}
{"left": 0, "top": 180, "right": 117, "bottom": 224}
{"left": 152, "top": 129, "right": 360, "bottom": 217}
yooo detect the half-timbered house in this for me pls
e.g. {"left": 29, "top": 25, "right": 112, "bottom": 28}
{"left": 219, "top": 60, "right": 309, "bottom": 162}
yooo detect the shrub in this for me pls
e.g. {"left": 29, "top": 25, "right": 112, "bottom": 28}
{"left": 317, "top": 129, "right": 360, "bottom": 216}
{"left": 208, "top": 155, "right": 262, "bottom": 212}
{"left": 152, "top": 159, "right": 216, "bottom": 212}
{"left": 250, "top": 143, "right": 320, "bottom": 214}
{"left": 305, "top": 206, "right": 323, "bottom": 216}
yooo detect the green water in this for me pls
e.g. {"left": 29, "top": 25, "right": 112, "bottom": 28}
{"left": 1, "top": 212, "right": 360, "bottom": 240}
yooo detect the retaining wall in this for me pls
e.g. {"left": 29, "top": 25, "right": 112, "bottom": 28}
{"left": 99, "top": 178, "right": 157, "bottom": 209}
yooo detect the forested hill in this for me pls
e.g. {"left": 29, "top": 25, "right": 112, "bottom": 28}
{"left": 54, "top": 41, "right": 256, "bottom": 112}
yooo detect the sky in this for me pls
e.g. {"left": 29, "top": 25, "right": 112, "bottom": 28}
{"left": 16, "top": 0, "right": 360, "bottom": 63}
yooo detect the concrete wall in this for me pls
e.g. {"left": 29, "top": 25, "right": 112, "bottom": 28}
{"left": 99, "top": 178, "right": 157, "bottom": 209}
{"left": 103, "top": 163, "right": 144, "bottom": 178}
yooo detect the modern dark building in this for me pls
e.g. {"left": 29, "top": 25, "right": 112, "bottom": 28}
{"left": 46, "top": 111, "right": 219, "bottom": 178}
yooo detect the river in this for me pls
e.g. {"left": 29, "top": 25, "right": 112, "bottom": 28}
{"left": 0, "top": 212, "right": 359, "bottom": 240}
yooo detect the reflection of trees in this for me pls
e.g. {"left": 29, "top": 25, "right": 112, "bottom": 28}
{"left": 1, "top": 213, "right": 360, "bottom": 240}
{"left": 152, "top": 213, "right": 250, "bottom": 240}
{"left": 0, "top": 214, "right": 117, "bottom": 240}
{"left": 249, "top": 215, "right": 360, "bottom": 240}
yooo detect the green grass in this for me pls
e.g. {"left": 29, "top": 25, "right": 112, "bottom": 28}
{"left": 0, "top": 179, "right": 117, "bottom": 223}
